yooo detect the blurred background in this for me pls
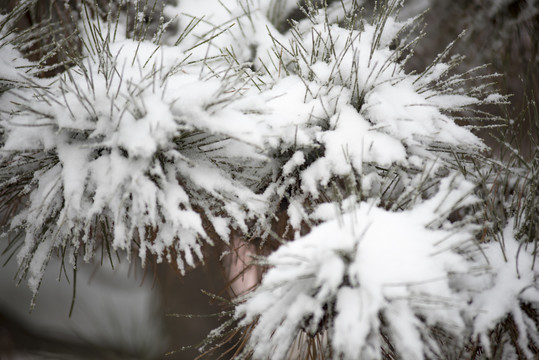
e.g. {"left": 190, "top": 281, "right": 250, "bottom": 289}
{"left": 0, "top": 251, "right": 228, "bottom": 359}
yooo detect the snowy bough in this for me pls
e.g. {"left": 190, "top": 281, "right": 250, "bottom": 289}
{"left": 236, "top": 177, "right": 479, "bottom": 359}
{"left": 0, "top": 0, "right": 537, "bottom": 359}
{"left": 0, "top": 0, "right": 272, "bottom": 298}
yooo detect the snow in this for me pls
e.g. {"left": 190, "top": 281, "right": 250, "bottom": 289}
{"left": 236, "top": 175, "right": 478, "bottom": 358}
{"left": 282, "top": 151, "right": 305, "bottom": 176}
{"left": 471, "top": 218, "right": 539, "bottom": 357}
{"left": 1, "top": 1, "right": 537, "bottom": 359}
{"left": 0, "top": 7, "right": 274, "bottom": 291}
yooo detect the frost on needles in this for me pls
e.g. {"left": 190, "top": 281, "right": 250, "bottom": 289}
{"left": 0, "top": 0, "right": 537, "bottom": 359}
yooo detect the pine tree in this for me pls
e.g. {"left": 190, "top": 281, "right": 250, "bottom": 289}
{"left": 0, "top": 0, "right": 537, "bottom": 359}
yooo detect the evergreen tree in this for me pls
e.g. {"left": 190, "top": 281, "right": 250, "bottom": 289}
{"left": 0, "top": 0, "right": 537, "bottom": 358}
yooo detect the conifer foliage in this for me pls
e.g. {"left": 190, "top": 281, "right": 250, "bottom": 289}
{"left": 0, "top": 0, "right": 537, "bottom": 359}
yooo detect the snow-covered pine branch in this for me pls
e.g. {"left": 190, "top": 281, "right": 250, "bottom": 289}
{"left": 0, "top": 0, "right": 537, "bottom": 359}
{"left": 234, "top": 175, "right": 481, "bottom": 359}
{"left": 0, "top": 0, "right": 272, "bottom": 300}
{"left": 193, "top": 1, "right": 538, "bottom": 359}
